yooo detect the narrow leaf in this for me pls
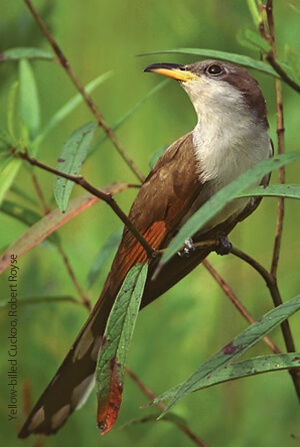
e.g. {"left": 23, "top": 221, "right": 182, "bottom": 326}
{"left": 246, "top": 0, "right": 260, "bottom": 26}
{"left": 54, "top": 122, "right": 97, "bottom": 212}
{"left": 86, "top": 227, "right": 123, "bottom": 289}
{"left": 152, "top": 353, "right": 300, "bottom": 404}
{"left": 238, "top": 184, "right": 300, "bottom": 199}
{"left": 19, "top": 59, "right": 40, "bottom": 140}
{"left": 158, "top": 296, "right": 300, "bottom": 416}
{"left": 33, "top": 71, "right": 112, "bottom": 152}
{"left": 0, "top": 157, "right": 22, "bottom": 207}
{"left": 0, "top": 47, "right": 54, "bottom": 62}
{"left": 88, "top": 80, "right": 168, "bottom": 158}
{"left": 157, "top": 152, "right": 300, "bottom": 272}
{"left": 96, "top": 263, "right": 148, "bottom": 435}
{"left": 0, "top": 193, "right": 99, "bottom": 274}
{"left": 140, "top": 48, "right": 279, "bottom": 77}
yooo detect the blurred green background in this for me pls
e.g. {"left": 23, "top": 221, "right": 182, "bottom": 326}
{"left": 0, "top": 1, "right": 299, "bottom": 446}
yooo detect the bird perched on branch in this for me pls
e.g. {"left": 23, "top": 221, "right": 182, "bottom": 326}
{"left": 19, "top": 59, "right": 272, "bottom": 438}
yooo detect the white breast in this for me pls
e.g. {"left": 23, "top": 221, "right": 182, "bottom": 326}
{"left": 190, "top": 81, "right": 272, "bottom": 227}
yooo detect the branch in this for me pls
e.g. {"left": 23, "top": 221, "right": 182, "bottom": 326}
{"left": 265, "top": 51, "right": 300, "bottom": 94}
{"left": 14, "top": 148, "right": 155, "bottom": 259}
{"left": 23, "top": 0, "right": 145, "bottom": 183}
{"left": 265, "top": 0, "right": 286, "bottom": 277}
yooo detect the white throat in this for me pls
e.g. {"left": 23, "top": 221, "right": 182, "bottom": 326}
{"left": 188, "top": 80, "right": 271, "bottom": 186}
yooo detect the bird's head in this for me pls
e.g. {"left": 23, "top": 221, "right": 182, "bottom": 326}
{"left": 144, "top": 60, "right": 268, "bottom": 127}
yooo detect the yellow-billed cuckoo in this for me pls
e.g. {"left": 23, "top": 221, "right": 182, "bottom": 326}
{"left": 19, "top": 60, "right": 273, "bottom": 438}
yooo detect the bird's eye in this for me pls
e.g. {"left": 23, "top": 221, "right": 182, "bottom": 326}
{"left": 205, "top": 64, "right": 225, "bottom": 76}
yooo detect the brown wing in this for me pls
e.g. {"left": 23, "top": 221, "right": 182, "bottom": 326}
{"left": 101, "top": 131, "right": 204, "bottom": 297}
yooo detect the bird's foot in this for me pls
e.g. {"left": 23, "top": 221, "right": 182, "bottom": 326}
{"left": 178, "top": 238, "right": 196, "bottom": 257}
{"left": 215, "top": 233, "right": 232, "bottom": 256}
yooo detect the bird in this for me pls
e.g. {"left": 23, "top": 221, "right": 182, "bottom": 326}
{"left": 19, "top": 59, "right": 273, "bottom": 438}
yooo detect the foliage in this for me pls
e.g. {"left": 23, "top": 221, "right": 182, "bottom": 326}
{"left": 0, "top": 2, "right": 299, "bottom": 447}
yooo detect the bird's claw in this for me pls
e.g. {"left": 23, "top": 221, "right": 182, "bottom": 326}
{"left": 178, "top": 238, "right": 196, "bottom": 257}
{"left": 215, "top": 233, "right": 232, "bottom": 256}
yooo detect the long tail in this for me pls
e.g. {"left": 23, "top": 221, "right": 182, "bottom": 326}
{"left": 18, "top": 287, "right": 115, "bottom": 438}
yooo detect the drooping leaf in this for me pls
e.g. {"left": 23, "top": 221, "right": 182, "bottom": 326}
{"left": 238, "top": 184, "right": 300, "bottom": 199}
{"left": 96, "top": 263, "right": 148, "bottom": 435}
{"left": 157, "top": 296, "right": 300, "bottom": 416}
{"left": 19, "top": 59, "right": 41, "bottom": 141}
{"left": 151, "top": 353, "right": 300, "bottom": 405}
{"left": 156, "top": 151, "right": 300, "bottom": 272}
{"left": 0, "top": 157, "right": 22, "bottom": 207}
{"left": 237, "top": 28, "right": 270, "bottom": 53}
{"left": 0, "top": 47, "right": 54, "bottom": 62}
{"left": 33, "top": 71, "right": 112, "bottom": 153}
{"left": 54, "top": 122, "right": 98, "bottom": 212}
{"left": 86, "top": 227, "right": 123, "bottom": 289}
{"left": 0, "top": 193, "right": 99, "bottom": 274}
{"left": 140, "top": 48, "right": 279, "bottom": 77}
{"left": 88, "top": 80, "right": 168, "bottom": 158}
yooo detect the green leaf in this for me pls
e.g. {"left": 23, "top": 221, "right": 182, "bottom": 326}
{"left": 86, "top": 227, "right": 123, "bottom": 289}
{"left": 0, "top": 47, "right": 54, "bottom": 62}
{"left": 157, "top": 295, "right": 300, "bottom": 416}
{"left": 88, "top": 80, "right": 168, "bottom": 158}
{"left": 246, "top": 0, "right": 261, "bottom": 26}
{"left": 140, "top": 48, "right": 279, "bottom": 77}
{"left": 149, "top": 144, "right": 169, "bottom": 169}
{"left": 7, "top": 81, "right": 19, "bottom": 142}
{"left": 238, "top": 184, "right": 300, "bottom": 199}
{"left": 54, "top": 122, "right": 98, "bottom": 212}
{"left": 96, "top": 263, "right": 148, "bottom": 435}
{"left": 33, "top": 71, "right": 112, "bottom": 153}
{"left": 0, "top": 193, "right": 99, "bottom": 274}
{"left": 156, "top": 151, "right": 300, "bottom": 273}
{"left": 0, "top": 157, "right": 22, "bottom": 207}
{"left": 152, "top": 353, "right": 300, "bottom": 404}
{"left": 19, "top": 59, "right": 41, "bottom": 141}
{"left": 237, "top": 28, "right": 270, "bottom": 53}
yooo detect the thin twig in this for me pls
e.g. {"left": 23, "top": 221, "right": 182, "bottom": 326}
{"left": 264, "top": 0, "right": 286, "bottom": 277}
{"left": 23, "top": 0, "right": 145, "bottom": 183}
{"left": 126, "top": 367, "right": 209, "bottom": 447}
{"left": 14, "top": 148, "right": 155, "bottom": 258}
{"left": 31, "top": 172, "right": 50, "bottom": 214}
{"left": 202, "top": 260, "right": 281, "bottom": 354}
{"left": 57, "top": 245, "right": 91, "bottom": 311}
